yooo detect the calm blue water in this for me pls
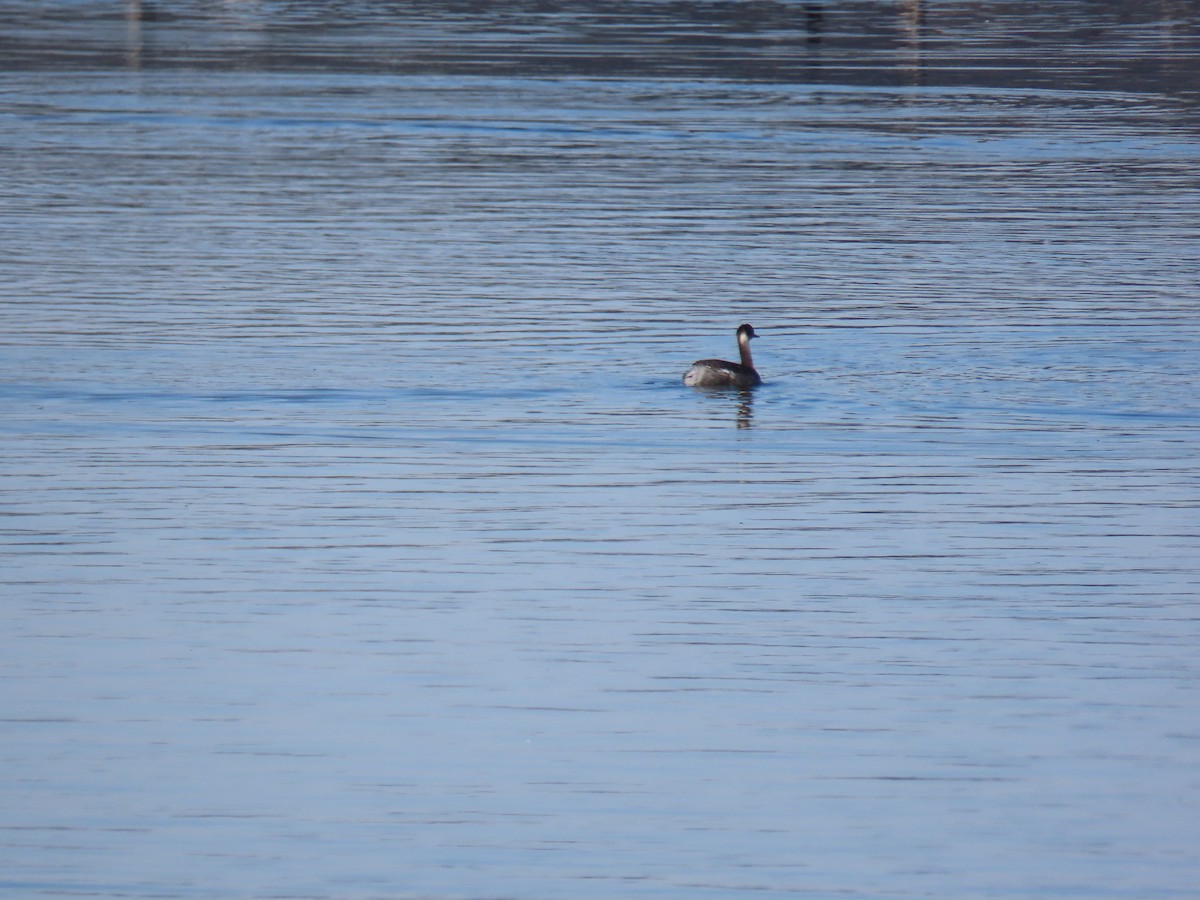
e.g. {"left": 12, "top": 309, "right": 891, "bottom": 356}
{"left": 2, "top": 2, "right": 1199, "bottom": 898}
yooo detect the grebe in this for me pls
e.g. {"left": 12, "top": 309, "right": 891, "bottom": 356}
{"left": 683, "top": 324, "right": 762, "bottom": 389}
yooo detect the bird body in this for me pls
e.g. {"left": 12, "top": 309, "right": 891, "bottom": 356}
{"left": 683, "top": 324, "right": 761, "bottom": 389}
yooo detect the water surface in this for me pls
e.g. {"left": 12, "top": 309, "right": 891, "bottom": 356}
{"left": 2, "top": 2, "right": 1199, "bottom": 898}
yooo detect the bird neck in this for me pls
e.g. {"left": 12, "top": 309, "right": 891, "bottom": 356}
{"left": 738, "top": 333, "right": 755, "bottom": 370}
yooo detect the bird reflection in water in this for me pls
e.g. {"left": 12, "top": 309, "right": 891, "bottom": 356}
{"left": 693, "top": 387, "right": 756, "bottom": 429}
{"left": 900, "top": 0, "right": 926, "bottom": 82}
{"left": 125, "top": 0, "right": 142, "bottom": 68}
{"left": 736, "top": 391, "right": 754, "bottom": 429}
{"left": 804, "top": 3, "right": 825, "bottom": 46}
